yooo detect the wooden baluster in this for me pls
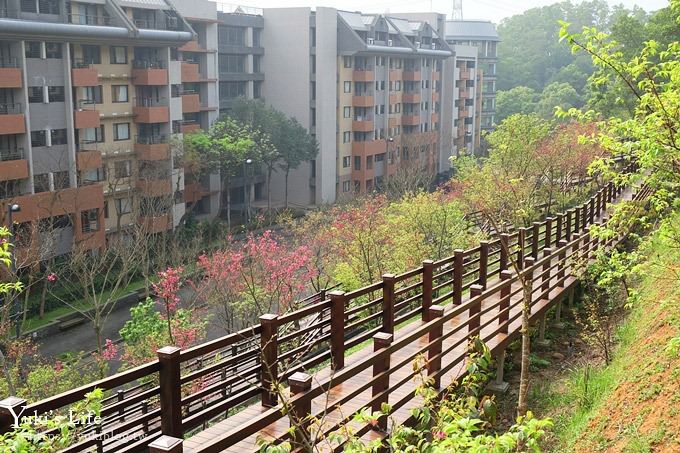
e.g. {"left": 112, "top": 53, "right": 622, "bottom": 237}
{"left": 478, "top": 241, "right": 489, "bottom": 289}
{"left": 329, "top": 291, "right": 346, "bottom": 371}
{"left": 589, "top": 196, "right": 595, "bottom": 225}
{"left": 469, "top": 284, "right": 483, "bottom": 340}
{"left": 517, "top": 228, "right": 526, "bottom": 270}
{"left": 142, "top": 399, "right": 149, "bottom": 434}
{"left": 427, "top": 305, "right": 445, "bottom": 388}
{"left": 259, "top": 314, "right": 278, "bottom": 407}
{"left": 544, "top": 217, "right": 553, "bottom": 248}
{"left": 556, "top": 213, "right": 564, "bottom": 243}
{"left": 0, "top": 397, "right": 26, "bottom": 434}
{"left": 453, "top": 249, "right": 464, "bottom": 305}
{"left": 157, "top": 346, "right": 183, "bottom": 438}
{"left": 421, "top": 260, "right": 434, "bottom": 321}
{"left": 574, "top": 206, "right": 581, "bottom": 233}
{"left": 499, "top": 270, "right": 512, "bottom": 334}
{"left": 382, "top": 273, "right": 396, "bottom": 334}
{"left": 557, "top": 239, "right": 567, "bottom": 287}
{"left": 532, "top": 222, "right": 540, "bottom": 259}
{"left": 149, "top": 436, "right": 183, "bottom": 453}
{"left": 289, "top": 372, "right": 312, "bottom": 445}
{"left": 499, "top": 233, "right": 509, "bottom": 272}
{"left": 117, "top": 389, "right": 125, "bottom": 422}
{"left": 372, "top": 333, "right": 393, "bottom": 431}
{"left": 541, "top": 248, "right": 553, "bottom": 295}
{"left": 566, "top": 209, "right": 574, "bottom": 241}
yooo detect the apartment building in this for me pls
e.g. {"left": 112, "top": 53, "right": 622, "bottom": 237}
{"left": 445, "top": 20, "right": 499, "bottom": 132}
{"left": 0, "top": 0, "right": 215, "bottom": 263}
{"left": 262, "top": 7, "right": 452, "bottom": 206}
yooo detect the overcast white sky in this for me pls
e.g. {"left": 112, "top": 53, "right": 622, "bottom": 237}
{"left": 216, "top": 0, "right": 669, "bottom": 24}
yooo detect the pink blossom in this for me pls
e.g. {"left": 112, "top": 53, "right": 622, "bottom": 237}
{"left": 153, "top": 267, "right": 184, "bottom": 315}
{"left": 47, "top": 273, "right": 58, "bottom": 282}
{"left": 433, "top": 430, "right": 446, "bottom": 440}
{"left": 102, "top": 339, "right": 119, "bottom": 361}
{"left": 54, "top": 360, "right": 63, "bottom": 373}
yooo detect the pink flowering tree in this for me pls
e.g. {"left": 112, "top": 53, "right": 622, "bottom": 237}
{"left": 197, "top": 231, "right": 316, "bottom": 332}
{"left": 152, "top": 267, "right": 183, "bottom": 343}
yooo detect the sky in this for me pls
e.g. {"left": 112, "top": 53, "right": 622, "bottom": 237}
{"left": 216, "top": 0, "right": 669, "bottom": 24}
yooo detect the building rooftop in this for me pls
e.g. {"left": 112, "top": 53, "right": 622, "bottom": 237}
{"left": 445, "top": 20, "right": 499, "bottom": 41}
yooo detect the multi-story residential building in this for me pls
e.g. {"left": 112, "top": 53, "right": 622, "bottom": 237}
{"left": 262, "top": 7, "right": 452, "bottom": 206}
{"left": 0, "top": 0, "right": 214, "bottom": 262}
{"left": 445, "top": 20, "right": 499, "bottom": 132}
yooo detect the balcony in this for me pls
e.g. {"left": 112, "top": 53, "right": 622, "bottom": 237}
{"left": 135, "top": 135, "right": 170, "bottom": 161}
{"left": 178, "top": 40, "right": 205, "bottom": 52}
{"left": 139, "top": 213, "right": 171, "bottom": 233}
{"left": 431, "top": 113, "right": 439, "bottom": 123}
{"left": 352, "top": 69, "right": 374, "bottom": 82}
{"left": 0, "top": 103, "right": 25, "bottom": 135}
{"left": 181, "top": 92, "right": 200, "bottom": 113}
{"left": 181, "top": 62, "right": 200, "bottom": 83}
{"left": 71, "top": 60, "right": 99, "bottom": 87}
{"left": 403, "top": 70, "right": 420, "bottom": 81}
{"left": 137, "top": 178, "right": 172, "bottom": 196}
{"left": 352, "top": 118, "right": 374, "bottom": 132}
{"left": 402, "top": 115, "right": 420, "bottom": 126}
{"left": 0, "top": 148, "right": 28, "bottom": 182}
{"left": 433, "top": 71, "right": 441, "bottom": 81}
{"left": 0, "top": 58, "right": 21, "bottom": 88}
{"left": 74, "top": 103, "right": 100, "bottom": 129}
{"left": 352, "top": 95, "right": 374, "bottom": 108}
{"left": 67, "top": 13, "right": 111, "bottom": 25}
{"left": 352, "top": 139, "right": 387, "bottom": 157}
{"left": 133, "top": 98, "right": 169, "bottom": 123}
{"left": 184, "top": 182, "right": 207, "bottom": 203}
{"left": 388, "top": 93, "right": 401, "bottom": 104}
{"left": 402, "top": 92, "right": 421, "bottom": 103}
{"left": 432, "top": 92, "right": 440, "bottom": 102}
{"left": 76, "top": 150, "right": 102, "bottom": 171}
{"left": 388, "top": 116, "right": 400, "bottom": 127}
{"left": 178, "top": 120, "right": 200, "bottom": 134}
{"left": 132, "top": 60, "right": 168, "bottom": 86}
{"left": 389, "top": 69, "right": 402, "bottom": 80}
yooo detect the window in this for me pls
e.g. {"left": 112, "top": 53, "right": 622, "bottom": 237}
{"left": 115, "top": 197, "right": 132, "bottom": 214}
{"left": 31, "top": 130, "right": 46, "bottom": 147}
{"left": 342, "top": 131, "right": 351, "bottom": 143}
{"left": 112, "top": 85, "right": 128, "bottom": 103}
{"left": 253, "top": 29, "right": 261, "bottom": 47}
{"left": 110, "top": 46, "right": 127, "bottom": 64}
{"left": 220, "top": 26, "right": 245, "bottom": 45}
{"left": 465, "top": 98, "right": 474, "bottom": 107}
{"left": 219, "top": 55, "right": 246, "bottom": 73}
{"left": 81, "top": 209, "right": 100, "bottom": 233}
{"left": 80, "top": 168, "right": 105, "bottom": 185}
{"left": 343, "top": 81, "right": 351, "bottom": 93}
{"left": 84, "top": 86, "right": 103, "bottom": 104}
{"left": 104, "top": 201, "right": 109, "bottom": 219}
{"left": 342, "top": 180, "right": 350, "bottom": 192}
{"left": 254, "top": 55, "right": 262, "bottom": 73}
{"left": 50, "top": 129, "right": 67, "bottom": 145}
{"left": 81, "top": 45, "right": 101, "bottom": 65}
{"left": 342, "top": 156, "right": 350, "bottom": 168}
{"left": 375, "top": 153, "right": 384, "bottom": 162}
{"left": 219, "top": 81, "right": 246, "bottom": 100}
{"left": 343, "top": 56, "right": 352, "bottom": 68}
{"left": 395, "top": 81, "right": 401, "bottom": 91}
{"left": 254, "top": 81, "right": 262, "bottom": 99}
{"left": 82, "top": 125, "right": 105, "bottom": 144}
{"left": 114, "top": 160, "right": 131, "bottom": 178}
{"left": 45, "top": 42, "right": 62, "bottom": 59}
{"left": 354, "top": 156, "right": 361, "bottom": 170}
{"left": 343, "top": 106, "right": 351, "bottom": 118}
{"left": 28, "top": 86, "right": 43, "bottom": 103}
{"left": 113, "top": 123, "right": 130, "bottom": 141}
{"left": 48, "top": 86, "right": 65, "bottom": 102}
{"left": 38, "top": 0, "right": 59, "bottom": 14}
{"left": 53, "top": 170, "right": 69, "bottom": 189}
{"left": 34, "top": 174, "right": 50, "bottom": 192}
{"left": 25, "top": 42, "right": 41, "bottom": 58}
{"left": 20, "top": 0, "right": 37, "bottom": 13}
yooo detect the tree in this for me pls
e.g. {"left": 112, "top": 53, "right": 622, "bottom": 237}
{"left": 496, "top": 86, "right": 538, "bottom": 122}
{"left": 536, "top": 82, "right": 583, "bottom": 120}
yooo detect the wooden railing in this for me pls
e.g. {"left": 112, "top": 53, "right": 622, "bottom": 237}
{"left": 0, "top": 169, "right": 652, "bottom": 452}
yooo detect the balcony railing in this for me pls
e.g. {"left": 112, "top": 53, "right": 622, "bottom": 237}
{"left": 135, "top": 97, "right": 168, "bottom": 107}
{"left": 132, "top": 59, "right": 166, "bottom": 70}
{"left": 136, "top": 134, "right": 168, "bottom": 145}
{"left": 67, "top": 13, "right": 111, "bottom": 26}
{"left": 0, "top": 57, "right": 19, "bottom": 68}
{"left": 0, "top": 103, "right": 22, "bottom": 115}
{"left": 71, "top": 58, "right": 94, "bottom": 69}
{"left": 0, "top": 7, "right": 18, "bottom": 18}
{"left": 0, "top": 147, "right": 24, "bottom": 161}
{"left": 77, "top": 140, "right": 99, "bottom": 152}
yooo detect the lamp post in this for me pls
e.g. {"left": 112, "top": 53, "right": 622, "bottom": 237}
{"left": 243, "top": 158, "right": 253, "bottom": 224}
{"left": 7, "top": 204, "right": 20, "bottom": 338}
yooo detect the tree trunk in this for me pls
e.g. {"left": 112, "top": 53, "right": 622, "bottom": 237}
{"left": 284, "top": 166, "right": 290, "bottom": 210}
{"left": 517, "top": 280, "right": 533, "bottom": 416}
{"left": 0, "top": 348, "right": 16, "bottom": 395}
{"left": 39, "top": 279, "right": 47, "bottom": 319}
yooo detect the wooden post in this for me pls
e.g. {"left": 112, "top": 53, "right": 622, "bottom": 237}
{"left": 602, "top": 188, "right": 608, "bottom": 213}
{"left": 0, "top": 397, "right": 26, "bottom": 434}
{"left": 545, "top": 217, "right": 553, "bottom": 248}
{"left": 427, "top": 305, "right": 445, "bottom": 388}
{"left": 289, "top": 372, "right": 312, "bottom": 444}
{"left": 478, "top": 241, "right": 489, "bottom": 289}
{"left": 557, "top": 239, "right": 567, "bottom": 286}
{"left": 469, "top": 284, "right": 483, "bottom": 337}
{"left": 499, "top": 270, "right": 512, "bottom": 334}
{"left": 260, "top": 313, "right": 278, "bottom": 407}
{"left": 517, "top": 228, "right": 526, "bottom": 270}
{"left": 382, "top": 274, "right": 396, "bottom": 334}
{"left": 541, "top": 248, "right": 552, "bottom": 294}
{"left": 574, "top": 206, "right": 581, "bottom": 233}
{"left": 499, "top": 233, "right": 509, "bottom": 272}
{"left": 329, "top": 291, "right": 346, "bottom": 371}
{"left": 157, "top": 346, "right": 182, "bottom": 438}
{"left": 421, "top": 260, "right": 434, "bottom": 321}
{"left": 583, "top": 226, "right": 592, "bottom": 260}
{"left": 556, "top": 213, "right": 564, "bottom": 243}
{"left": 566, "top": 209, "right": 574, "bottom": 241}
{"left": 453, "top": 249, "right": 464, "bottom": 305}
{"left": 149, "top": 436, "right": 183, "bottom": 453}
{"left": 589, "top": 196, "right": 595, "bottom": 225}
{"left": 532, "top": 222, "right": 540, "bottom": 259}
{"left": 372, "top": 332, "right": 393, "bottom": 431}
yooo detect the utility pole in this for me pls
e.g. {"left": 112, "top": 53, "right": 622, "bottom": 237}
{"left": 452, "top": 0, "right": 463, "bottom": 20}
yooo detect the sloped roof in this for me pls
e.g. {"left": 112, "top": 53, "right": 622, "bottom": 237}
{"left": 338, "top": 10, "right": 368, "bottom": 30}
{"left": 445, "top": 20, "right": 499, "bottom": 41}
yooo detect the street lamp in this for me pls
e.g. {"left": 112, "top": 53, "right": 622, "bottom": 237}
{"left": 6, "top": 204, "right": 20, "bottom": 338}
{"left": 243, "top": 158, "right": 253, "bottom": 224}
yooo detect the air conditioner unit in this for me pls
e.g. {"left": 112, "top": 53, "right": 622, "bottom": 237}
{"left": 367, "top": 37, "right": 374, "bottom": 45}
{"left": 415, "top": 41, "right": 421, "bottom": 48}
{"left": 431, "top": 43, "right": 436, "bottom": 49}
{"left": 387, "top": 39, "right": 393, "bottom": 46}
